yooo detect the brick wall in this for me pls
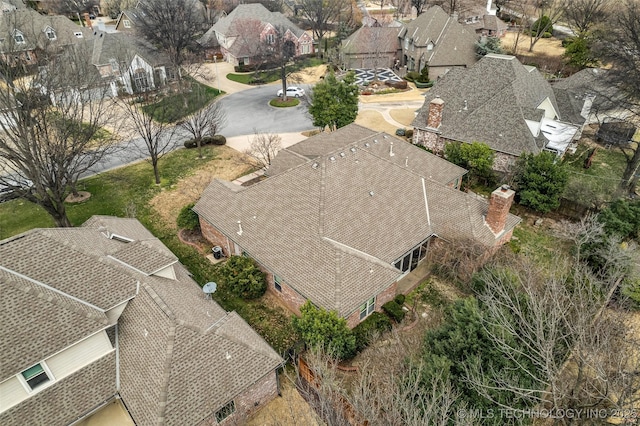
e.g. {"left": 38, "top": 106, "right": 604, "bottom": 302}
{"left": 234, "top": 371, "right": 279, "bottom": 421}
{"left": 346, "top": 282, "right": 398, "bottom": 329}
{"left": 0, "top": 352, "right": 117, "bottom": 426}
{"left": 200, "top": 218, "right": 234, "bottom": 258}
{"left": 265, "top": 272, "right": 306, "bottom": 316}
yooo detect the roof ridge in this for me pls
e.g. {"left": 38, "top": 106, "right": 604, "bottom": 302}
{"left": 143, "top": 283, "right": 176, "bottom": 321}
{"left": 211, "top": 312, "right": 283, "bottom": 361}
{"left": 157, "top": 325, "right": 177, "bottom": 424}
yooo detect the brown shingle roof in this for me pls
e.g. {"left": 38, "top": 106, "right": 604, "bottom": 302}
{"left": 195, "top": 125, "right": 518, "bottom": 317}
{"left": 0, "top": 269, "right": 108, "bottom": 379}
{"left": 341, "top": 26, "right": 401, "bottom": 56}
{"left": 109, "top": 240, "right": 177, "bottom": 275}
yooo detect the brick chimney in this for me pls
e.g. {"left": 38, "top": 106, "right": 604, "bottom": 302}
{"left": 426, "top": 97, "right": 444, "bottom": 129}
{"left": 84, "top": 13, "right": 92, "bottom": 29}
{"left": 486, "top": 185, "right": 515, "bottom": 234}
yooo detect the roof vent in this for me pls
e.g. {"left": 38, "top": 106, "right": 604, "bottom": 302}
{"left": 364, "top": 142, "right": 370, "bottom": 148}
{"left": 383, "top": 134, "right": 388, "bottom": 139}
{"left": 340, "top": 152, "right": 346, "bottom": 157}
{"left": 463, "top": 100, "right": 468, "bottom": 110}
{"left": 369, "top": 191, "right": 374, "bottom": 196}
{"left": 312, "top": 162, "right": 318, "bottom": 169}
{"left": 374, "top": 139, "right": 379, "bottom": 144}
{"left": 330, "top": 156, "right": 336, "bottom": 162}
{"left": 236, "top": 220, "right": 243, "bottom": 236}
{"left": 350, "top": 147, "right": 356, "bottom": 153}
{"left": 389, "top": 141, "right": 395, "bottom": 157}
{"left": 405, "top": 157, "right": 409, "bottom": 167}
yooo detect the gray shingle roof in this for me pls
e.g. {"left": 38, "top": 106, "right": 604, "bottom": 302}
{"left": 412, "top": 54, "right": 559, "bottom": 155}
{"left": 1, "top": 217, "right": 282, "bottom": 424}
{"left": 0, "top": 8, "right": 94, "bottom": 53}
{"left": 342, "top": 26, "right": 402, "bottom": 56}
{"left": 195, "top": 124, "right": 518, "bottom": 317}
{"left": 400, "top": 5, "right": 478, "bottom": 68}
{"left": 90, "top": 31, "right": 168, "bottom": 68}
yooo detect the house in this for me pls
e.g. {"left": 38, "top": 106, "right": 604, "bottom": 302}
{"left": 0, "top": 1, "right": 17, "bottom": 16}
{"left": 202, "top": 3, "right": 313, "bottom": 66}
{"left": 461, "top": 0, "right": 508, "bottom": 37}
{"left": 114, "top": 9, "right": 143, "bottom": 33}
{"left": 194, "top": 124, "right": 520, "bottom": 328}
{"left": 0, "top": 216, "right": 283, "bottom": 425}
{"left": 0, "top": 7, "right": 94, "bottom": 69}
{"left": 398, "top": 5, "right": 478, "bottom": 79}
{"left": 90, "top": 31, "right": 174, "bottom": 95}
{"left": 340, "top": 26, "right": 402, "bottom": 70}
{"left": 412, "top": 54, "right": 585, "bottom": 172}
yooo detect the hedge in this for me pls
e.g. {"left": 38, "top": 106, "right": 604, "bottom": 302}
{"left": 352, "top": 312, "right": 392, "bottom": 353}
{"left": 184, "top": 135, "right": 226, "bottom": 148}
{"left": 382, "top": 300, "right": 405, "bottom": 322}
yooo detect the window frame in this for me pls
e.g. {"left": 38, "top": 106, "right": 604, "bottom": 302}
{"left": 123, "top": 19, "right": 131, "bottom": 28}
{"left": 45, "top": 27, "right": 56, "bottom": 41}
{"left": 266, "top": 33, "right": 275, "bottom": 44}
{"left": 215, "top": 400, "right": 235, "bottom": 423}
{"left": 359, "top": 296, "right": 375, "bottom": 320}
{"left": 19, "top": 362, "right": 53, "bottom": 392}
{"left": 274, "top": 275, "right": 282, "bottom": 292}
{"left": 14, "top": 31, "right": 25, "bottom": 44}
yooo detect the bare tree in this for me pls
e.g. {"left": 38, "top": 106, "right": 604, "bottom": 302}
{"left": 135, "top": 0, "right": 206, "bottom": 70}
{"left": 0, "top": 20, "right": 121, "bottom": 227}
{"left": 528, "top": 0, "right": 564, "bottom": 52}
{"left": 465, "top": 221, "right": 639, "bottom": 421}
{"left": 178, "top": 99, "right": 226, "bottom": 159}
{"left": 297, "top": 0, "right": 359, "bottom": 45}
{"left": 115, "top": 95, "right": 179, "bottom": 185}
{"left": 242, "top": 132, "right": 281, "bottom": 170}
{"left": 561, "top": 0, "right": 609, "bottom": 36}
{"left": 593, "top": 0, "right": 640, "bottom": 195}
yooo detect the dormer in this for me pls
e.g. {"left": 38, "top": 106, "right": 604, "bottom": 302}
{"left": 43, "top": 26, "right": 56, "bottom": 41}
{"left": 13, "top": 30, "right": 25, "bottom": 44}
{"left": 427, "top": 41, "right": 434, "bottom": 51}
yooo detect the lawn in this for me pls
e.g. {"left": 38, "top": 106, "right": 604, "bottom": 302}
{"left": 141, "top": 77, "right": 222, "bottom": 123}
{"left": 0, "top": 145, "right": 297, "bottom": 354}
{"left": 562, "top": 141, "right": 629, "bottom": 208}
{"left": 226, "top": 57, "right": 325, "bottom": 85}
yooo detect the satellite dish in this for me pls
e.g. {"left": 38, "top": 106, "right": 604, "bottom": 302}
{"left": 203, "top": 282, "right": 217, "bottom": 298}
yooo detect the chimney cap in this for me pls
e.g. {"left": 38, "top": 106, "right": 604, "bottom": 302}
{"left": 501, "top": 184, "right": 511, "bottom": 191}
{"left": 430, "top": 97, "right": 444, "bottom": 105}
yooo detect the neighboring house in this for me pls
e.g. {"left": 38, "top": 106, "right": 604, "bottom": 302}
{"left": 0, "top": 7, "right": 94, "bottom": 68}
{"left": 0, "top": 1, "right": 17, "bottom": 16}
{"left": 0, "top": 216, "right": 283, "bottom": 425}
{"left": 340, "top": 26, "right": 402, "bottom": 70}
{"left": 202, "top": 3, "right": 313, "bottom": 66}
{"left": 114, "top": 8, "right": 143, "bottom": 33}
{"left": 398, "top": 5, "right": 478, "bottom": 79}
{"left": 90, "top": 31, "right": 174, "bottom": 95}
{"left": 461, "top": 0, "right": 508, "bottom": 37}
{"left": 194, "top": 124, "right": 520, "bottom": 329}
{"left": 412, "top": 54, "right": 586, "bottom": 172}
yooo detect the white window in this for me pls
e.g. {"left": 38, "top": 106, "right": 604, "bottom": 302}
{"left": 123, "top": 19, "right": 131, "bottom": 28}
{"left": 133, "top": 69, "right": 149, "bottom": 92}
{"left": 45, "top": 27, "right": 56, "bottom": 40}
{"left": 359, "top": 297, "right": 375, "bottom": 320}
{"left": 274, "top": 275, "right": 282, "bottom": 292}
{"left": 404, "top": 38, "right": 409, "bottom": 50}
{"left": 74, "top": 31, "right": 83, "bottom": 38}
{"left": 266, "top": 33, "right": 275, "bottom": 44}
{"left": 109, "top": 58, "right": 119, "bottom": 72}
{"left": 427, "top": 42, "right": 433, "bottom": 51}
{"left": 215, "top": 400, "right": 235, "bottom": 422}
{"left": 14, "top": 32, "right": 24, "bottom": 44}
{"left": 21, "top": 363, "right": 51, "bottom": 391}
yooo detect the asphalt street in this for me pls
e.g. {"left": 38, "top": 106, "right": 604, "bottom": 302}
{"left": 217, "top": 84, "right": 314, "bottom": 137}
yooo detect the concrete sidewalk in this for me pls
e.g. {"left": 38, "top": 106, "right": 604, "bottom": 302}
{"left": 225, "top": 131, "right": 308, "bottom": 153}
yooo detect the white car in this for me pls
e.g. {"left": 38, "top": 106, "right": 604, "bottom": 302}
{"left": 277, "top": 86, "right": 305, "bottom": 97}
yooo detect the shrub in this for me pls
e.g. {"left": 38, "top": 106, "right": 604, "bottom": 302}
{"left": 382, "top": 300, "right": 405, "bottom": 322}
{"left": 404, "top": 71, "right": 420, "bottom": 82}
{"left": 176, "top": 203, "right": 200, "bottom": 231}
{"left": 404, "top": 129, "right": 413, "bottom": 139}
{"left": 352, "top": 312, "right": 392, "bottom": 352}
{"left": 209, "top": 135, "right": 227, "bottom": 145}
{"left": 394, "top": 294, "right": 406, "bottom": 305}
{"left": 417, "top": 65, "right": 430, "bottom": 83}
{"left": 395, "top": 128, "right": 406, "bottom": 136}
{"left": 292, "top": 301, "right": 356, "bottom": 360}
{"left": 388, "top": 80, "right": 408, "bottom": 90}
{"left": 530, "top": 15, "right": 553, "bottom": 37}
{"left": 184, "top": 139, "right": 197, "bottom": 148}
{"left": 220, "top": 255, "right": 267, "bottom": 300}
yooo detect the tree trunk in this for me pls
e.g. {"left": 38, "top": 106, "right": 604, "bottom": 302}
{"left": 42, "top": 199, "right": 72, "bottom": 227}
{"left": 152, "top": 158, "right": 161, "bottom": 184}
{"left": 619, "top": 147, "right": 640, "bottom": 195}
{"left": 197, "top": 137, "right": 203, "bottom": 159}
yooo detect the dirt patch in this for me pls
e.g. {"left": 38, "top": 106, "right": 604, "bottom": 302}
{"left": 355, "top": 110, "right": 399, "bottom": 135}
{"left": 65, "top": 191, "right": 91, "bottom": 203}
{"left": 390, "top": 108, "right": 418, "bottom": 127}
{"left": 148, "top": 147, "right": 252, "bottom": 229}
{"left": 288, "top": 65, "right": 329, "bottom": 85}
{"left": 502, "top": 32, "right": 565, "bottom": 57}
